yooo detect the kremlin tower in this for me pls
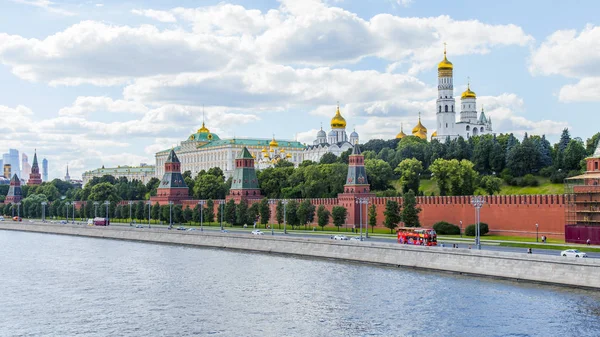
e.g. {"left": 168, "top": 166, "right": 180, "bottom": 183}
{"left": 5, "top": 174, "right": 22, "bottom": 204}
{"left": 27, "top": 150, "right": 42, "bottom": 186}
{"left": 227, "top": 147, "right": 262, "bottom": 202}
{"left": 337, "top": 143, "right": 375, "bottom": 228}
{"left": 151, "top": 149, "right": 189, "bottom": 205}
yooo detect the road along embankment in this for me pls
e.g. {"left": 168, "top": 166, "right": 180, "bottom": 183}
{"left": 1, "top": 223, "right": 599, "bottom": 289}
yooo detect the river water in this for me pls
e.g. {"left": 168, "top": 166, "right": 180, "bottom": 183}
{"left": 0, "top": 231, "right": 599, "bottom": 337}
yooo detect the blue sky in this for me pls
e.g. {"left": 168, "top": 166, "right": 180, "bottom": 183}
{"left": 1, "top": 0, "right": 599, "bottom": 179}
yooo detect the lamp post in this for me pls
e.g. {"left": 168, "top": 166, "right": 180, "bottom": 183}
{"left": 268, "top": 199, "right": 277, "bottom": 235}
{"left": 217, "top": 200, "right": 224, "bottom": 230}
{"left": 471, "top": 196, "right": 485, "bottom": 250}
{"left": 198, "top": 200, "right": 206, "bottom": 232}
{"left": 536, "top": 223, "right": 539, "bottom": 242}
{"left": 104, "top": 201, "right": 110, "bottom": 225}
{"left": 460, "top": 220, "right": 463, "bottom": 238}
{"left": 72, "top": 202, "right": 75, "bottom": 224}
{"left": 64, "top": 202, "right": 69, "bottom": 221}
{"left": 93, "top": 201, "right": 99, "bottom": 218}
{"left": 168, "top": 201, "right": 174, "bottom": 229}
{"left": 282, "top": 199, "right": 289, "bottom": 234}
{"left": 356, "top": 197, "right": 369, "bottom": 241}
{"left": 41, "top": 201, "right": 47, "bottom": 222}
{"left": 147, "top": 201, "right": 152, "bottom": 228}
{"left": 128, "top": 201, "right": 134, "bottom": 226}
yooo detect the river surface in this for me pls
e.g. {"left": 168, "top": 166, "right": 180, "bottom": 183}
{"left": 1, "top": 231, "right": 599, "bottom": 337}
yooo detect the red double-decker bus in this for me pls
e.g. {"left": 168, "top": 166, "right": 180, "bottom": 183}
{"left": 397, "top": 227, "right": 437, "bottom": 246}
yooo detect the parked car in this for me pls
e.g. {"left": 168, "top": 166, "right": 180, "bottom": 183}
{"left": 332, "top": 235, "right": 349, "bottom": 240}
{"left": 60, "top": 220, "right": 67, "bottom": 224}
{"left": 0, "top": 216, "right": 4, "bottom": 221}
{"left": 136, "top": 224, "right": 145, "bottom": 228}
{"left": 12, "top": 216, "right": 22, "bottom": 222}
{"left": 176, "top": 227, "right": 186, "bottom": 231}
{"left": 349, "top": 237, "right": 362, "bottom": 241}
{"left": 561, "top": 249, "right": 587, "bottom": 258}
{"left": 251, "top": 230, "right": 264, "bottom": 235}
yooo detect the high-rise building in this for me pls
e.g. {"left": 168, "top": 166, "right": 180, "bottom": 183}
{"left": 42, "top": 158, "right": 48, "bottom": 182}
{"left": 3, "top": 164, "right": 11, "bottom": 179}
{"left": 2, "top": 149, "right": 20, "bottom": 179}
{"left": 21, "top": 153, "right": 31, "bottom": 181}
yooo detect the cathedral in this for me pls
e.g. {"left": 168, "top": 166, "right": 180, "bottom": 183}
{"left": 397, "top": 47, "right": 493, "bottom": 141}
{"left": 303, "top": 105, "right": 359, "bottom": 162}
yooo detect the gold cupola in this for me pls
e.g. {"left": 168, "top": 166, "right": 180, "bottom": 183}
{"left": 412, "top": 112, "right": 428, "bottom": 140}
{"left": 396, "top": 123, "right": 407, "bottom": 139}
{"left": 330, "top": 104, "right": 347, "bottom": 129}
{"left": 269, "top": 136, "right": 279, "bottom": 147}
{"left": 461, "top": 81, "right": 476, "bottom": 99}
{"left": 431, "top": 130, "right": 438, "bottom": 140}
{"left": 438, "top": 43, "right": 453, "bottom": 77}
{"left": 197, "top": 121, "right": 210, "bottom": 133}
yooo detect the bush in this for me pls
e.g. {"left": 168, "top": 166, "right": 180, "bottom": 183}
{"left": 550, "top": 171, "right": 567, "bottom": 184}
{"left": 433, "top": 221, "right": 460, "bottom": 235}
{"left": 539, "top": 167, "right": 554, "bottom": 177}
{"left": 465, "top": 223, "right": 489, "bottom": 236}
{"left": 521, "top": 174, "right": 539, "bottom": 187}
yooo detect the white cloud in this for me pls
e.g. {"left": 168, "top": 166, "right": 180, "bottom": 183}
{"left": 10, "top": 0, "right": 76, "bottom": 16}
{"left": 530, "top": 25, "right": 600, "bottom": 102}
{"left": 58, "top": 96, "right": 149, "bottom": 116}
{"left": 131, "top": 9, "right": 177, "bottom": 23}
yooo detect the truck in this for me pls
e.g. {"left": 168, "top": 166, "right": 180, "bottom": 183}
{"left": 93, "top": 217, "right": 110, "bottom": 226}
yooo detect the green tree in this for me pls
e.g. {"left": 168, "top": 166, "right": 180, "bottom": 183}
{"left": 563, "top": 139, "right": 587, "bottom": 172}
{"left": 586, "top": 132, "right": 600, "bottom": 156}
{"left": 275, "top": 200, "right": 284, "bottom": 228}
{"left": 235, "top": 199, "right": 249, "bottom": 226}
{"left": 161, "top": 205, "right": 170, "bottom": 223}
{"left": 183, "top": 205, "right": 193, "bottom": 224}
{"left": 480, "top": 175, "right": 503, "bottom": 195}
{"left": 194, "top": 174, "right": 225, "bottom": 200}
{"left": 331, "top": 206, "right": 347, "bottom": 231}
{"left": 365, "top": 159, "right": 393, "bottom": 191}
{"left": 135, "top": 201, "right": 144, "bottom": 220}
{"left": 248, "top": 202, "right": 259, "bottom": 226}
{"left": 401, "top": 190, "right": 421, "bottom": 227}
{"left": 174, "top": 205, "right": 183, "bottom": 224}
{"left": 317, "top": 205, "right": 330, "bottom": 230}
{"left": 225, "top": 199, "right": 236, "bottom": 225}
{"left": 368, "top": 204, "right": 377, "bottom": 233}
{"left": 285, "top": 200, "right": 300, "bottom": 229}
{"left": 205, "top": 199, "right": 215, "bottom": 223}
{"left": 151, "top": 202, "right": 160, "bottom": 222}
{"left": 259, "top": 198, "right": 271, "bottom": 226}
{"left": 88, "top": 182, "right": 120, "bottom": 202}
{"left": 383, "top": 200, "right": 401, "bottom": 233}
{"left": 320, "top": 153, "right": 338, "bottom": 164}
{"left": 395, "top": 158, "right": 424, "bottom": 194}
{"left": 296, "top": 199, "right": 316, "bottom": 229}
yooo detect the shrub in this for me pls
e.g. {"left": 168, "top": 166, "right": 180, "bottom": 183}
{"left": 550, "top": 171, "right": 567, "bottom": 184}
{"left": 539, "top": 167, "right": 553, "bottom": 177}
{"left": 433, "top": 221, "right": 460, "bottom": 235}
{"left": 465, "top": 223, "right": 489, "bottom": 236}
{"left": 521, "top": 174, "right": 539, "bottom": 187}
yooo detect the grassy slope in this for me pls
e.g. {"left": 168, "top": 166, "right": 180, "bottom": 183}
{"left": 413, "top": 176, "right": 564, "bottom": 196}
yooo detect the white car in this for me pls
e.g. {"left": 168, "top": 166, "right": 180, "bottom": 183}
{"left": 349, "top": 237, "right": 362, "bottom": 242}
{"left": 561, "top": 249, "right": 587, "bottom": 258}
{"left": 332, "top": 235, "right": 349, "bottom": 240}
{"left": 251, "top": 230, "right": 264, "bottom": 235}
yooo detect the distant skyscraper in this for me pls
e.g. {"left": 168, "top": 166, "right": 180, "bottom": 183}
{"left": 21, "top": 153, "right": 31, "bottom": 181}
{"left": 65, "top": 165, "right": 71, "bottom": 182}
{"left": 0, "top": 158, "right": 3, "bottom": 174}
{"left": 42, "top": 158, "right": 48, "bottom": 182}
{"left": 2, "top": 149, "right": 20, "bottom": 179}
{"left": 3, "top": 164, "right": 11, "bottom": 179}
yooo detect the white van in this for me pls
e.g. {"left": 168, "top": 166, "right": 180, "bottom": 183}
{"left": 0, "top": 216, "right": 4, "bottom": 221}
{"left": 87, "top": 219, "right": 94, "bottom": 226}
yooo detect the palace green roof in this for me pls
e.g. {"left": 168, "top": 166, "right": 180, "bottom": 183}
{"left": 158, "top": 138, "right": 304, "bottom": 155}
{"left": 83, "top": 166, "right": 155, "bottom": 175}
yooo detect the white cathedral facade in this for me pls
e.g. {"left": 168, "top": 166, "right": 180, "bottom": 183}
{"left": 303, "top": 105, "right": 358, "bottom": 162}
{"left": 431, "top": 48, "right": 493, "bottom": 141}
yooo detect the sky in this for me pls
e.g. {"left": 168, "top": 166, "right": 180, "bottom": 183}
{"left": 1, "top": 0, "right": 599, "bottom": 180}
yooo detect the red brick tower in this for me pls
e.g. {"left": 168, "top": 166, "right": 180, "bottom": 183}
{"left": 337, "top": 144, "right": 375, "bottom": 227}
{"left": 5, "top": 174, "right": 23, "bottom": 204}
{"left": 227, "top": 147, "right": 262, "bottom": 202}
{"left": 151, "top": 149, "right": 189, "bottom": 205}
{"left": 27, "top": 150, "right": 42, "bottom": 186}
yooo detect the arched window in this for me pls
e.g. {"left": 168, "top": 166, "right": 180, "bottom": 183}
{"left": 446, "top": 123, "right": 448, "bottom": 128}
{"left": 452, "top": 105, "right": 454, "bottom": 112}
{"left": 480, "top": 127, "right": 484, "bottom": 132}
{"left": 439, "top": 106, "right": 441, "bottom": 113}
{"left": 445, "top": 105, "right": 448, "bottom": 112}
{"left": 466, "top": 125, "right": 470, "bottom": 131}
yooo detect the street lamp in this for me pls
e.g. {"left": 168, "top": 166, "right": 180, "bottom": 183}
{"left": 147, "top": 201, "right": 152, "bottom": 228}
{"left": 198, "top": 200, "right": 206, "bottom": 232}
{"left": 460, "top": 220, "right": 463, "bottom": 238}
{"left": 168, "top": 201, "right": 174, "bottom": 229}
{"left": 93, "top": 201, "right": 99, "bottom": 218}
{"left": 217, "top": 200, "right": 225, "bottom": 230}
{"left": 72, "top": 202, "right": 75, "bottom": 224}
{"left": 268, "top": 199, "right": 277, "bottom": 235}
{"left": 103, "top": 201, "right": 110, "bottom": 225}
{"left": 536, "top": 223, "right": 539, "bottom": 243}
{"left": 41, "top": 202, "right": 47, "bottom": 222}
{"left": 282, "top": 199, "right": 289, "bottom": 234}
{"left": 356, "top": 197, "right": 369, "bottom": 241}
{"left": 64, "top": 202, "right": 70, "bottom": 221}
{"left": 128, "top": 201, "right": 134, "bottom": 226}
{"left": 471, "top": 196, "right": 485, "bottom": 250}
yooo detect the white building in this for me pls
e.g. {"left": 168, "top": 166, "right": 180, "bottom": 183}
{"left": 82, "top": 164, "right": 156, "bottom": 186}
{"left": 431, "top": 48, "right": 493, "bottom": 141}
{"left": 303, "top": 105, "right": 358, "bottom": 162}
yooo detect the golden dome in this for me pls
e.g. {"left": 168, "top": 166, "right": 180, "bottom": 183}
{"left": 461, "top": 82, "right": 476, "bottom": 99}
{"left": 438, "top": 46, "right": 453, "bottom": 71}
{"left": 431, "top": 130, "right": 438, "bottom": 140}
{"left": 280, "top": 148, "right": 286, "bottom": 153}
{"left": 261, "top": 147, "right": 267, "bottom": 153}
{"left": 330, "top": 104, "right": 347, "bottom": 129}
{"left": 269, "top": 136, "right": 278, "bottom": 147}
{"left": 197, "top": 122, "right": 210, "bottom": 133}
{"left": 412, "top": 113, "right": 427, "bottom": 140}
{"left": 396, "top": 123, "right": 407, "bottom": 139}
{"left": 286, "top": 153, "right": 292, "bottom": 159}
{"left": 263, "top": 151, "right": 270, "bottom": 158}
{"left": 269, "top": 148, "right": 274, "bottom": 153}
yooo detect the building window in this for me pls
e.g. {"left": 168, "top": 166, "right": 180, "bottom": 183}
{"left": 445, "top": 105, "right": 448, "bottom": 112}
{"left": 452, "top": 105, "right": 454, "bottom": 112}
{"left": 466, "top": 125, "right": 470, "bottom": 131}
{"left": 480, "top": 127, "right": 484, "bottom": 132}
{"left": 595, "top": 162, "right": 599, "bottom": 170}
{"left": 445, "top": 123, "right": 448, "bottom": 128}
{"left": 439, "top": 106, "right": 441, "bottom": 113}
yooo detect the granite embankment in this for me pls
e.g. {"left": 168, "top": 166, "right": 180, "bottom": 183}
{"left": 1, "top": 223, "right": 598, "bottom": 289}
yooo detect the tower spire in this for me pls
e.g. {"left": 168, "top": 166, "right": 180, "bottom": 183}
{"left": 444, "top": 42, "right": 447, "bottom": 57}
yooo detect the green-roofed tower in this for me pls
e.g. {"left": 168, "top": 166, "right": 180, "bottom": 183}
{"left": 5, "top": 174, "right": 23, "bottom": 204}
{"left": 150, "top": 149, "right": 189, "bottom": 205}
{"left": 227, "top": 147, "right": 261, "bottom": 202}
